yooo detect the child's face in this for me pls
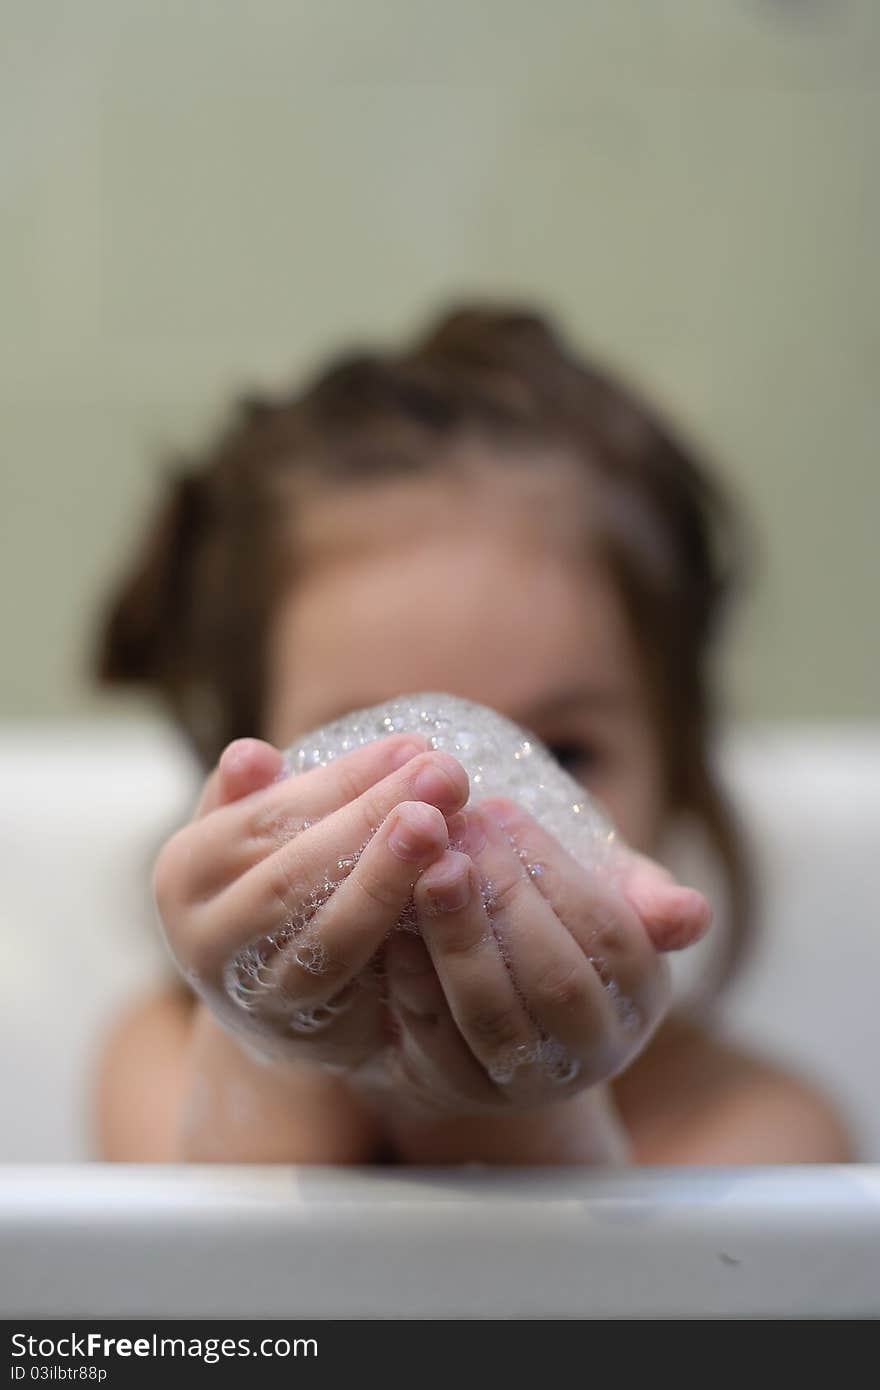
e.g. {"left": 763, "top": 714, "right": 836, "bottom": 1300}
{"left": 264, "top": 449, "right": 667, "bottom": 855}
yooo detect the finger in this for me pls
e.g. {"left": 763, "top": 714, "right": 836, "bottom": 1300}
{"left": 218, "top": 745, "right": 466, "bottom": 907}
{"left": 220, "top": 967, "right": 389, "bottom": 1067}
{"left": 245, "top": 733, "right": 436, "bottom": 829}
{"left": 260, "top": 799, "right": 453, "bottom": 1010}
{"left": 176, "top": 733, "right": 438, "bottom": 902}
{"left": 216, "top": 799, "right": 451, "bottom": 1016}
{"left": 477, "top": 797, "right": 670, "bottom": 1045}
{"left": 438, "top": 813, "right": 619, "bottom": 1085}
{"left": 412, "top": 846, "right": 557, "bottom": 1090}
{"left": 618, "top": 852, "right": 713, "bottom": 951}
{"left": 384, "top": 931, "right": 501, "bottom": 1110}
{"left": 167, "top": 747, "right": 467, "bottom": 982}
{"left": 478, "top": 796, "right": 710, "bottom": 954}
{"left": 194, "top": 738, "right": 286, "bottom": 818}
{"left": 194, "top": 745, "right": 464, "bottom": 931}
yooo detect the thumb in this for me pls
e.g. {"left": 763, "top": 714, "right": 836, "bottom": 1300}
{"left": 194, "top": 738, "right": 285, "bottom": 818}
{"left": 619, "top": 851, "right": 713, "bottom": 953}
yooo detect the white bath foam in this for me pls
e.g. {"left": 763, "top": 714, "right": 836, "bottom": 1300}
{"left": 223, "top": 692, "right": 621, "bottom": 1036}
{"left": 487, "top": 1034, "right": 582, "bottom": 1088}
{"left": 281, "top": 691, "right": 618, "bottom": 861}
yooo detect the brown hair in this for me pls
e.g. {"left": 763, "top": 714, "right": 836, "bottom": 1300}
{"left": 92, "top": 302, "right": 755, "bottom": 1009}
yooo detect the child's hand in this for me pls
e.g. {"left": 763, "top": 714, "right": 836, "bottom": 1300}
{"left": 382, "top": 795, "right": 711, "bottom": 1116}
{"left": 152, "top": 732, "right": 469, "bottom": 1070}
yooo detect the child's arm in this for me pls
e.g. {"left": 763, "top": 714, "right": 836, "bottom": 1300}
{"left": 94, "top": 988, "right": 192, "bottom": 1162}
{"left": 94, "top": 730, "right": 475, "bottom": 1164}
{"left": 363, "top": 797, "right": 853, "bottom": 1165}
{"left": 124, "top": 730, "right": 472, "bottom": 1163}
{"left": 94, "top": 987, "right": 383, "bottom": 1163}
{"left": 383, "top": 1081, "right": 632, "bottom": 1165}
{"left": 105, "top": 733, "right": 714, "bottom": 1165}
{"left": 94, "top": 983, "right": 629, "bottom": 1165}
{"left": 94, "top": 987, "right": 853, "bottom": 1165}
{"left": 381, "top": 1014, "right": 854, "bottom": 1165}
{"left": 609, "top": 1014, "right": 855, "bottom": 1164}
{"left": 356, "top": 796, "right": 711, "bottom": 1160}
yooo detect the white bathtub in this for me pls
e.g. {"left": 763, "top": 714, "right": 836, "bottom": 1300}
{"left": 1, "top": 717, "right": 878, "bottom": 1163}
{"left": 1, "top": 720, "right": 878, "bottom": 1319}
{"left": 2, "top": 1165, "right": 879, "bottom": 1318}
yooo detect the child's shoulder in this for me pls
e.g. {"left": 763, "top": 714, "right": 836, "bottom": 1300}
{"left": 611, "top": 1011, "right": 855, "bottom": 1163}
{"left": 102, "top": 979, "right": 195, "bottom": 1057}
{"left": 94, "top": 981, "right": 195, "bottom": 1160}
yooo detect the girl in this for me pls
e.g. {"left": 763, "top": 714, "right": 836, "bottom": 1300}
{"left": 92, "top": 304, "right": 853, "bottom": 1165}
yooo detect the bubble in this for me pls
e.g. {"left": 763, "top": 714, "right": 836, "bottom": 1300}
{"left": 280, "top": 691, "right": 616, "bottom": 862}
{"left": 487, "top": 1033, "right": 581, "bottom": 1088}
{"left": 394, "top": 898, "right": 421, "bottom": 932}
{"left": 223, "top": 692, "right": 618, "bottom": 1020}
{"left": 488, "top": 1042, "right": 536, "bottom": 1086}
{"left": 287, "top": 990, "right": 354, "bottom": 1034}
{"left": 294, "top": 937, "right": 329, "bottom": 975}
{"left": 287, "top": 1009, "right": 327, "bottom": 1034}
{"left": 222, "top": 877, "right": 339, "bottom": 1011}
{"left": 591, "top": 961, "right": 641, "bottom": 1036}
{"left": 479, "top": 876, "right": 500, "bottom": 915}
{"left": 536, "top": 1034, "right": 581, "bottom": 1085}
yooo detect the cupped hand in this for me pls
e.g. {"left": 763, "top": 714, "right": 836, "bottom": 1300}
{"left": 154, "top": 733, "right": 710, "bottom": 1112}
{"left": 381, "top": 794, "right": 711, "bottom": 1116}
{"left": 152, "top": 732, "right": 469, "bottom": 1069}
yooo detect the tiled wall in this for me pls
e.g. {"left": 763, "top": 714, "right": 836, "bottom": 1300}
{"left": 2, "top": 1, "right": 877, "bottom": 717}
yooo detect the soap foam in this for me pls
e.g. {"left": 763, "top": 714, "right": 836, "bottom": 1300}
{"left": 223, "top": 692, "right": 620, "bottom": 1039}
{"left": 488, "top": 1033, "right": 582, "bottom": 1088}
{"left": 282, "top": 692, "right": 616, "bottom": 863}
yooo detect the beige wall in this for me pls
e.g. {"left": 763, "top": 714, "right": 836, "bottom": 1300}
{"left": 2, "top": 1, "right": 878, "bottom": 722}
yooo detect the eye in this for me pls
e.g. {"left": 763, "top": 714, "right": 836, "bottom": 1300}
{"left": 546, "top": 740, "right": 600, "bottom": 775}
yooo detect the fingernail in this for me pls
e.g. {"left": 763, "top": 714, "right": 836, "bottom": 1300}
{"left": 388, "top": 802, "right": 444, "bottom": 861}
{"left": 479, "top": 798, "right": 516, "bottom": 831}
{"left": 425, "top": 863, "right": 472, "bottom": 914}
{"left": 645, "top": 886, "right": 713, "bottom": 951}
{"left": 388, "top": 738, "right": 428, "bottom": 771}
{"left": 445, "top": 810, "right": 468, "bottom": 843}
{"left": 448, "top": 807, "right": 487, "bottom": 858}
{"left": 220, "top": 738, "right": 258, "bottom": 775}
{"left": 411, "top": 754, "right": 465, "bottom": 809}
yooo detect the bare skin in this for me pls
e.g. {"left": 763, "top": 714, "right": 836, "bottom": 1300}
{"left": 94, "top": 450, "right": 854, "bottom": 1164}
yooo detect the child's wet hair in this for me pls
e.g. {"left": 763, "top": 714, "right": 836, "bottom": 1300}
{"left": 92, "top": 302, "right": 755, "bottom": 1006}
